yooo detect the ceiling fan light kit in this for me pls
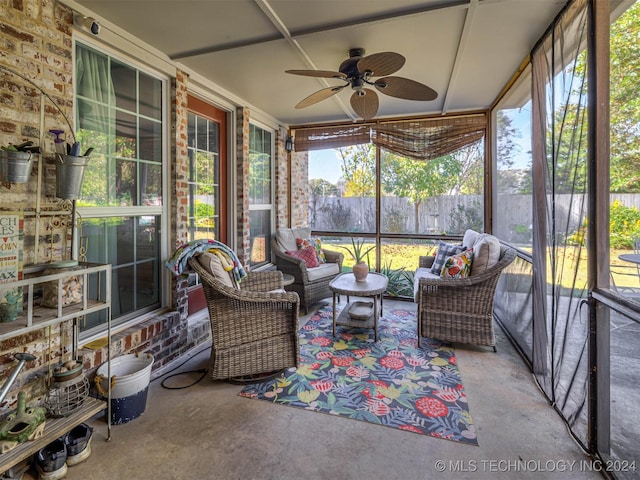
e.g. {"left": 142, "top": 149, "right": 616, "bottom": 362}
{"left": 286, "top": 48, "right": 437, "bottom": 120}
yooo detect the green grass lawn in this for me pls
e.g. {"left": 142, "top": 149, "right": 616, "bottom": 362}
{"left": 326, "top": 240, "right": 640, "bottom": 292}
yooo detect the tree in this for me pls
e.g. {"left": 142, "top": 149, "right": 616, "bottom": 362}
{"left": 308, "top": 178, "right": 338, "bottom": 227}
{"left": 609, "top": 2, "right": 640, "bottom": 192}
{"left": 451, "top": 142, "right": 484, "bottom": 195}
{"left": 337, "top": 145, "right": 376, "bottom": 231}
{"left": 381, "top": 150, "right": 463, "bottom": 233}
{"left": 338, "top": 145, "right": 376, "bottom": 197}
{"left": 308, "top": 178, "right": 338, "bottom": 198}
{"left": 495, "top": 110, "right": 531, "bottom": 194}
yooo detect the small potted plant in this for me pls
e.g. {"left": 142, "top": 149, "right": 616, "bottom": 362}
{"left": 0, "top": 288, "right": 21, "bottom": 323}
{"left": 340, "top": 236, "right": 375, "bottom": 282}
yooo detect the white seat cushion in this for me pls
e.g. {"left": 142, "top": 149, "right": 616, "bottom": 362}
{"left": 276, "top": 227, "right": 311, "bottom": 252}
{"left": 197, "top": 252, "right": 237, "bottom": 288}
{"left": 470, "top": 233, "right": 501, "bottom": 276}
{"left": 462, "top": 229, "right": 480, "bottom": 249}
{"left": 413, "top": 267, "right": 440, "bottom": 302}
{"left": 307, "top": 262, "right": 339, "bottom": 281}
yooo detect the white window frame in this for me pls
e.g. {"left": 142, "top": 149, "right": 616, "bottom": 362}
{"left": 73, "top": 37, "right": 170, "bottom": 341}
{"left": 248, "top": 121, "right": 275, "bottom": 269}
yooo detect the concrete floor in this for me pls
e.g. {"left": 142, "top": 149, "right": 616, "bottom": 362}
{"left": 64, "top": 299, "right": 602, "bottom": 480}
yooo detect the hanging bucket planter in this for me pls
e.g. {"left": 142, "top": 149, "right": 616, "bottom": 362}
{"left": 55, "top": 154, "right": 89, "bottom": 200}
{"left": 0, "top": 150, "right": 33, "bottom": 183}
{"left": 95, "top": 353, "right": 154, "bottom": 425}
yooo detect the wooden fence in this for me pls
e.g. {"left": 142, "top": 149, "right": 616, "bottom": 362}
{"left": 309, "top": 193, "right": 640, "bottom": 245}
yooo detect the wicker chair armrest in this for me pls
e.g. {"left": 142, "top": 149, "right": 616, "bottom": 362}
{"left": 419, "top": 255, "right": 435, "bottom": 268}
{"left": 241, "top": 271, "right": 283, "bottom": 292}
{"left": 271, "top": 242, "right": 310, "bottom": 281}
{"left": 189, "top": 258, "right": 299, "bottom": 306}
{"left": 322, "top": 248, "right": 344, "bottom": 269}
{"left": 418, "top": 246, "right": 516, "bottom": 289}
{"left": 233, "top": 288, "right": 300, "bottom": 306}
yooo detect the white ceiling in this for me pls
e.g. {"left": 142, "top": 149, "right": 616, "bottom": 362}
{"left": 74, "top": 0, "right": 566, "bottom": 126}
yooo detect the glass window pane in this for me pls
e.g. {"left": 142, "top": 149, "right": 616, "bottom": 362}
{"left": 137, "top": 216, "right": 159, "bottom": 260}
{"left": 609, "top": 1, "right": 640, "bottom": 303}
{"left": 309, "top": 145, "right": 376, "bottom": 233}
{"left": 139, "top": 117, "right": 162, "bottom": 162}
{"left": 81, "top": 215, "right": 161, "bottom": 325}
{"left": 194, "top": 151, "right": 215, "bottom": 184}
{"left": 139, "top": 72, "right": 162, "bottom": 120}
{"left": 115, "top": 110, "right": 137, "bottom": 159}
{"left": 116, "top": 159, "right": 137, "bottom": 206}
{"left": 248, "top": 122, "right": 273, "bottom": 268}
{"left": 249, "top": 124, "right": 272, "bottom": 207}
{"left": 140, "top": 163, "right": 162, "bottom": 205}
{"left": 380, "top": 143, "right": 484, "bottom": 236}
{"left": 494, "top": 78, "right": 533, "bottom": 247}
{"left": 249, "top": 209, "right": 271, "bottom": 267}
{"left": 76, "top": 43, "right": 164, "bottom": 334}
{"left": 308, "top": 149, "right": 341, "bottom": 231}
{"left": 187, "top": 112, "right": 220, "bottom": 242}
{"left": 249, "top": 154, "right": 271, "bottom": 204}
{"left": 208, "top": 122, "right": 219, "bottom": 153}
{"left": 137, "top": 260, "right": 159, "bottom": 309}
{"left": 197, "top": 116, "right": 207, "bottom": 150}
{"left": 111, "top": 61, "right": 136, "bottom": 113}
{"left": 116, "top": 266, "right": 136, "bottom": 315}
{"left": 380, "top": 238, "right": 437, "bottom": 298}
{"left": 187, "top": 112, "right": 195, "bottom": 148}
{"left": 115, "top": 217, "right": 135, "bottom": 265}
{"left": 78, "top": 149, "right": 108, "bottom": 206}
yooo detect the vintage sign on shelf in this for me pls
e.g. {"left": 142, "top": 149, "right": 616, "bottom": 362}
{"left": 0, "top": 212, "right": 24, "bottom": 322}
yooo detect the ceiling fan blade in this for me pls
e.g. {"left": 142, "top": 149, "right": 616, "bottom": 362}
{"left": 374, "top": 76, "right": 438, "bottom": 101}
{"left": 295, "top": 85, "right": 346, "bottom": 109}
{"left": 350, "top": 88, "right": 379, "bottom": 120}
{"left": 357, "top": 52, "right": 405, "bottom": 77}
{"left": 286, "top": 69, "right": 347, "bottom": 80}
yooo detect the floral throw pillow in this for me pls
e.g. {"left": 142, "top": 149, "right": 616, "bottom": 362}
{"left": 296, "top": 237, "right": 326, "bottom": 263}
{"left": 286, "top": 246, "right": 319, "bottom": 268}
{"left": 430, "top": 241, "right": 465, "bottom": 274}
{"left": 440, "top": 248, "right": 474, "bottom": 279}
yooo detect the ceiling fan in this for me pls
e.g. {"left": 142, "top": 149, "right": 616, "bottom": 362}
{"left": 286, "top": 48, "right": 437, "bottom": 120}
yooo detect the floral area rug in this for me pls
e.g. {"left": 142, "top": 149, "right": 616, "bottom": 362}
{"left": 239, "top": 304, "right": 478, "bottom": 445}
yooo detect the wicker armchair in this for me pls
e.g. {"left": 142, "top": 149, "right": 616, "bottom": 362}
{"left": 188, "top": 257, "right": 300, "bottom": 380}
{"left": 272, "top": 228, "right": 344, "bottom": 314}
{"left": 416, "top": 244, "right": 516, "bottom": 350}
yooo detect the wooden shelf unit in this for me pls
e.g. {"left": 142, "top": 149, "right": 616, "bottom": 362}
{"left": 0, "top": 398, "right": 105, "bottom": 473}
{"left": 0, "top": 262, "right": 112, "bottom": 474}
{"left": 0, "top": 262, "right": 111, "bottom": 342}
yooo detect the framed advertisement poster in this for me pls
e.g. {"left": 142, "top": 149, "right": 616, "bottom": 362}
{"left": 0, "top": 212, "right": 23, "bottom": 322}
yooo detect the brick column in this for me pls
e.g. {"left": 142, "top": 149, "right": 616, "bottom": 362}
{"left": 291, "top": 151, "right": 310, "bottom": 227}
{"left": 235, "top": 107, "right": 251, "bottom": 266}
{"left": 169, "top": 70, "right": 190, "bottom": 317}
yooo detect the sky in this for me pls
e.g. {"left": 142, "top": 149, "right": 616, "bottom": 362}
{"left": 308, "top": 149, "right": 342, "bottom": 183}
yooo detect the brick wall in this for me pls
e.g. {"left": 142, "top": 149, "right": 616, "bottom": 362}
{"left": 0, "top": 1, "right": 202, "bottom": 409}
{"left": 275, "top": 134, "right": 289, "bottom": 229}
{"left": 0, "top": 0, "right": 304, "bottom": 411}
{"left": 0, "top": 0, "right": 78, "bottom": 408}
{"left": 235, "top": 107, "right": 251, "bottom": 264}
{"left": 291, "top": 151, "right": 310, "bottom": 227}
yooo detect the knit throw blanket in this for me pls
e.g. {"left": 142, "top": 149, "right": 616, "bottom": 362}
{"left": 165, "top": 239, "right": 247, "bottom": 282}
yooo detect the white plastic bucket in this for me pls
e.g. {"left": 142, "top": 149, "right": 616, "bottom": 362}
{"left": 96, "top": 353, "right": 154, "bottom": 424}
